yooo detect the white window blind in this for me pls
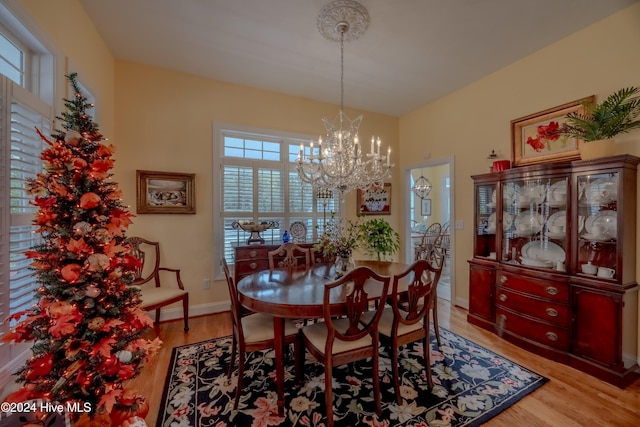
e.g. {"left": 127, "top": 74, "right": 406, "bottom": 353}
{"left": 0, "top": 76, "right": 51, "bottom": 366}
{"left": 217, "top": 127, "right": 339, "bottom": 269}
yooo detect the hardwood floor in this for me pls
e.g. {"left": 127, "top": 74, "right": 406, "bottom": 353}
{"left": 132, "top": 299, "right": 640, "bottom": 427}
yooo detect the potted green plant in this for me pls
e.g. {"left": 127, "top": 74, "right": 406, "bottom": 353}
{"left": 360, "top": 218, "right": 400, "bottom": 261}
{"left": 560, "top": 86, "right": 640, "bottom": 160}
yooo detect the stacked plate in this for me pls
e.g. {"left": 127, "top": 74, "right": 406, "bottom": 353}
{"left": 583, "top": 211, "right": 617, "bottom": 241}
{"left": 520, "top": 241, "right": 565, "bottom": 268}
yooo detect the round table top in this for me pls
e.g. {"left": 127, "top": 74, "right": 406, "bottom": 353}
{"left": 236, "top": 260, "right": 409, "bottom": 319}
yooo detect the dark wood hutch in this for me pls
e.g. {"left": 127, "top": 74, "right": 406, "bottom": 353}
{"left": 468, "top": 155, "right": 639, "bottom": 387}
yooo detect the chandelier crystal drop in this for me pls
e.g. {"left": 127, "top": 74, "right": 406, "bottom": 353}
{"left": 297, "top": 0, "right": 393, "bottom": 199}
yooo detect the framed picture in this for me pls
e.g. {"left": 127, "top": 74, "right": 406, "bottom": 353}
{"left": 357, "top": 183, "right": 391, "bottom": 215}
{"left": 511, "top": 96, "right": 594, "bottom": 166}
{"left": 421, "top": 198, "right": 432, "bottom": 216}
{"left": 136, "top": 170, "right": 196, "bottom": 214}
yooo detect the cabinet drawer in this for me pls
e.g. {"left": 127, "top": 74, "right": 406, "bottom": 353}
{"left": 496, "top": 287, "right": 569, "bottom": 326}
{"left": 496, "top": 272, "right": 568, "bottom": 302}
{"left": 235, "top": 247, "right": 269, "bottom": 260}
{"left": 235, "top": 259, "right": 270, "bottom": 277}
{"left": 496, "top": 306, "right": 569, "bottom": 351}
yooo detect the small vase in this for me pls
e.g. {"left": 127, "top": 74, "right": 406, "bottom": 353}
{"left": 579, "top": 139, "right": 616, "bottom": 160}
{"left": 334, "top": 254, "right": 355, "bottom": 277}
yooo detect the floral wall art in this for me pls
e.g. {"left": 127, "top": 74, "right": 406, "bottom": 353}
{"left": 357, "top": 183, "right": 391, "bottom": 215}
{"left": 511, "top": 96, "right": 593, "bottom": 166}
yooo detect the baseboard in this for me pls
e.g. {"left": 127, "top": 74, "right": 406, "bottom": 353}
{"left": 149, "top": 301, "right": 231, "bottom": 323}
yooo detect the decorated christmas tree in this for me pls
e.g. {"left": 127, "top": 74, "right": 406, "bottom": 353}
{"left": 2, "top": 73, "right": 161, "bottom": 423}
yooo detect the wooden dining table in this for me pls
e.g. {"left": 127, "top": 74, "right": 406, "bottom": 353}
{"left": 236, "top": 260, "right": 410, "bottom": 415}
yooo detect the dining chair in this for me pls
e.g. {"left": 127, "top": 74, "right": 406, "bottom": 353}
{"left": 435, "top": 221, "right": 451, "bottom": 266}
{"left": 124, "top": 236, "right": 189, "bottom": 331}
{"left": 301, "top": 266, "right": 391, "bottom": 427}
{"left": 222, "top": 258, "right": 302, "bottom": 409}
{"left": 362, "top": 258, "right": 442, "bottom": 404}
{"left": 268, "top": 242, "right": 312, "bottom": 271}
{"left": 412, "top": 247, "right": 445, "bottom": 346}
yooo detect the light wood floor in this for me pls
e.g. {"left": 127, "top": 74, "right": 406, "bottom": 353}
{"left": 132, "top": 300, "right": 640, "bottom": 427}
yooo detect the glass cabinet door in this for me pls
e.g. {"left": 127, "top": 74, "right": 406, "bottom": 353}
{"left": 501, "top": 176, "right": 568, "bottom": 271}
{"left": 576, "top": 171, "right": 618, "bottom": 279}
{"left": 474, "top": 182, "right": 497, "bottom": 258}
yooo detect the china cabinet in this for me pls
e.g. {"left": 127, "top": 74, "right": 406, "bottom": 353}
{"left": 468, "top": 155, "right": 639, "bottom": 387}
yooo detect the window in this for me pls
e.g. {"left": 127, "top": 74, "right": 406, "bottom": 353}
{"left": 0, "top": 3, "right": 55, "bottom": 383}
{"left": 214, "top": 126, "right": 338, "bottom": 276}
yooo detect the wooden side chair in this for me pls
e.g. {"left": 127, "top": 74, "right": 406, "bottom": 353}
{"left": 268, "top": 242, "right": 312, "bottom": 270}
{"left": 301, "top": 266, "right": 391, "bottom": 427}
{"left": 124, "top": 236, "right": 189, "bottom": 331}
{"left": 362, "top": 259, "right": 442, "bottom": 403}
{"left": 222, "top": 258, "right": 302, "bottom": 409}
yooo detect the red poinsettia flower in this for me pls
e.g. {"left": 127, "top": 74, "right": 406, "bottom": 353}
{"left": 35, "top": 207, "right": 58, "bottom": 225}
{"left": 67, "top": 238, "right": 91, "bottom": 254}
{"left": 25, "top": 353, "right": 54, "bottom": 380}
{"left": 32, "top": 196, "right": 57, "bottom": 207}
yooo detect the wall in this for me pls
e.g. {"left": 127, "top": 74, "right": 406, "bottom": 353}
{"left": 399, "top": 3, "right": 640, "bottom": 312}
{"left": 113, "top": 61, "right": 400, "bottom": 315}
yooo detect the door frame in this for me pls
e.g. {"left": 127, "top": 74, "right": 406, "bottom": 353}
{"left": 403, "top": 156, "right": 455, "bottom": 303}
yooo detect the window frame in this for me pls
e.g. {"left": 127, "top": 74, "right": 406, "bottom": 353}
{"left": 213, "top": 123, "right": 338, "bottom": 280}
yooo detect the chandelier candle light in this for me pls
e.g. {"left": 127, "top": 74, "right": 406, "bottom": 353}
{"left": 297, "top": 0, "right": 393, "bottom": 199}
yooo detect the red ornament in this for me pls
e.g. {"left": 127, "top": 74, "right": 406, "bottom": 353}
{"left": 25, "top": 353, "right": 54, "bottom": 380}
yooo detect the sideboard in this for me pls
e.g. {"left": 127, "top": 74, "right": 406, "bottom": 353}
{"left": 468, "top": 155, "right": 639, "bottom": 387}
{"left": 232, "top": 242, "right": 315, "bottom": 284}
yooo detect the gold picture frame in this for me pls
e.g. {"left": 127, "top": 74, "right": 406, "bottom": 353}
{"left": 511, "top": 96, "right": 594, "bottom": 166}
{"left": 357, "top": 183, "right": 391, "bottom": 215}
{"left": 136, "top": 170, "right": 195, "bottom": 214}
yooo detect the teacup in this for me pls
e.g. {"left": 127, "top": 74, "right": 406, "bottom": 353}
{"left": 597, "top": 267, "right": 615, "bottom": 278}
{"left": 590, "top": 225, "right": 605, "bottom": 236}
{"left": 581, "top": 262, "right": 597, "bottom": 275}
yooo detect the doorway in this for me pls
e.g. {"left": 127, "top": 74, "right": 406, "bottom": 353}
{"left": 405, "top": 158, "right": 454, "bottom": 302}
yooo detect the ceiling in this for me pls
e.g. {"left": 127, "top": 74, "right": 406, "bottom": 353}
{"left": 79, "top": 0, "right": 638, "bottom": 117}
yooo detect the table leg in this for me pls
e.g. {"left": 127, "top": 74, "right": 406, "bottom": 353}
{"left": 273, "top": 316, "right": 285, "bottom": 416}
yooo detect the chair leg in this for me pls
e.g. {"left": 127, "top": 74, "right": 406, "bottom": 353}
{"left": 324, "top": 359, "right": 334, "bottom": 427}
{"left": 424, "top": 320, "right": 434, "bottom": 389}
{"left": 227, "top": 335, "right": 237, "bottom": 379}
{"left": 372, "top": 350, "right": 382, "bottom": 416}
{"left": 432, "top": 303, "right": 441, "bottom": 347}
{"left": 182, "top": 294, "right": 189, "bottom": 331}
{"left": 391, "top": 344, "right": 402, "bottom": 405}
{"left": 234, "top": 349, "right": 246, "bottom": 409}
{"left": 155, "top": 308, "right": 161, "bottom": 324}
{"left": 294, "top": 333, "right": 304, "bottom": 386}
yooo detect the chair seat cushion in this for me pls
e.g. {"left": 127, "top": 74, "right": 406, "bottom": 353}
{"left": 302, "top": 318, "right": 372, "bottom": 355}
{"left": 241, "top": 313, "right": 299, "bottom": 343}
{"left": 139, "top": 287, "right": 187, "bottom": 308}
{"left": 361, "top": 307, "right": 424, "bottom": 337}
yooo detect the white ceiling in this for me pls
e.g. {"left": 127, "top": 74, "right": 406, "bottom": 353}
{"left": 79, "top": 0, "right": 638, "bottom": 117}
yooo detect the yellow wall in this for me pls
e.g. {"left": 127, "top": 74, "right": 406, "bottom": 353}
{"left": 113, "top": 61, "right": 399, "bottom": 311}
{"left": 400, "top": 3, "right": 640, "bottom": 308}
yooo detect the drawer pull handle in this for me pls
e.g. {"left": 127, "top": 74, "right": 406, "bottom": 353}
{"left": 545, "top": 332, "right": 558, "bottom": 341}
{"left": 249, "top": 262, "right": 257, "bottom": 270}
{"left": 249, "top": 250, "right": 257, "bottom": 258}
{"left": 499, "top": 294, "right": 507, "bottom": 302}
{"left": 545, "top": 286, "right": 558, "bottom": 296}
{"left": 500, "top": 276, "right": 508, "bottom": 284}
{"left": 497, "top": 314, "right": 507, "bottom": 326}
{"left": 546, "top": 308, "right": 558, "bottom": 317}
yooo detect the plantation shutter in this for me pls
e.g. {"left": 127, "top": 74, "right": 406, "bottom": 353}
{"left": 0, "top": 76, "right": 51, "bottom": 365}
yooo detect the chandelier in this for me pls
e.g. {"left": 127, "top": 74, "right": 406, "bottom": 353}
{"left": 412, "top": 176, "right": 432, "bottom": 199}
{"left": 296, "top": 0, "right": 393, "bottom": 199}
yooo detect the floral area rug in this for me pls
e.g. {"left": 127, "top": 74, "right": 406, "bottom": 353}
{"left": 157, "top": 328, "right": 548, "bottom": 426}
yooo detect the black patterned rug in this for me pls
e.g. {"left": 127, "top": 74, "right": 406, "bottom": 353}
{"left": 157, "top": 328, "right": 548, "bottom": 426}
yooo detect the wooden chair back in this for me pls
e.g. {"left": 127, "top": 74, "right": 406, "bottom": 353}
{"left": 268, "top": 242, "right": 311, "bottom": 270}
{"left": 124, "top": 236, "right": 189, "bottom": 331}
